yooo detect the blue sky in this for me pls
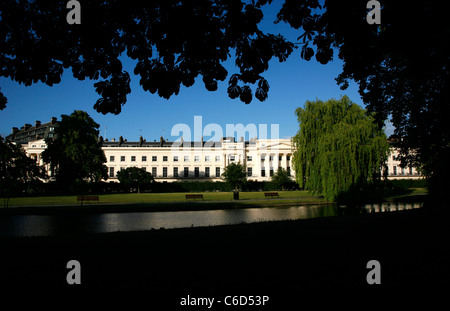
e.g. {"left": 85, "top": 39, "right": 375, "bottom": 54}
{"left": 0, "top": 3, "right": 393, "bottom": 142}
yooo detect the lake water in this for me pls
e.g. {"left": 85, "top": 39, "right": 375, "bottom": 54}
{"left": 0, "top": 202, "right": 422, "bottom": 238}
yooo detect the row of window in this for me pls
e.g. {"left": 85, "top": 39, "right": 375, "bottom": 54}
{"left": 261, "top": 155, "right": 291, "bottom": 161}
{"left": 261, "top": 167, "right": 291, "bottom": 177}
{"left": 110, "top": 166, "right": 222, "bottom": 178}
{"left": 109, "top": 155, "right": 223, "bottom": 163}
{"left": 109, "top": 166, "right": 291, "bottom": 179}
{"left": 109, "top": 155, "right": 292, "bottom": 163}
{"left": 385, "top": 166, "right": 418, "bottom": 176}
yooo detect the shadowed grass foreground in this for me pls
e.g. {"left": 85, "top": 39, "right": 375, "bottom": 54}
{"left": 6, "top": 190, "right": 322, "bottom": 206}
{"left": 0, "top": 207, "right": 448, "bottom": 303}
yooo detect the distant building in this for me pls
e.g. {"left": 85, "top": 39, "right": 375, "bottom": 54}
{"left": 6, "top": 117, "right": 58, "bottom": 143}
{"left": 383, "top": 148, "right": 421, "bottom": 179}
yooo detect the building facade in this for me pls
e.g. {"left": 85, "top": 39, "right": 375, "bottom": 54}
{"left": 102, "top": 137, "right": 294, "bottom": 182}
{"left": 6, "top": 118, "right": 421, "bottom": 182}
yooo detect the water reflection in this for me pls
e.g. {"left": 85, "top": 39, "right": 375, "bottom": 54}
{"left": 0, "top": 202, "right": 421, "bottom": 238}
{"left": 364, "top": 201, "right": 422, "bottom": 213}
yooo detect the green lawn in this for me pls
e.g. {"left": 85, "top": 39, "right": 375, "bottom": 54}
{"left": 6, "top": 190, "right": 325, "bottom": 207}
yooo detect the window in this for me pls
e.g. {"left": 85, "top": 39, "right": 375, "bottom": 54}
{"left": 131, "top": 156, "right": 136, "bottom": 162}
{"left": 152, "top": 167, "right": 157, "bottom": 177}
{"left": 409, "top": 167, "right": 413, "bottom": 175}
{"left": 215, "top": 156, "right": 220, "bottom": 162}
{"left": 205, "top": 156, "right": 210, "bottom": 162}
{"left": 110, "top": 156, "right": 115, "bottom": 162}
{"left": 287, "top": 155, "right": 291, "bottom": 161}
{"left": 261, "top": 169, "right": 266, "bottom": 177}
{"left": 41, "top": 145, "right": 46, "bottom": 148}
{"left": 194, "top": 156, "right": 200, "bottom": 162}
{"left": 163, "top": 167, "right": 168, "bottom": 177}
{"left": 401, "top": 167, "right": 405, "bottom": 175}
{"left": 109, "top": 167, "right": 115, "bottom": 178}
{"left": 229, "top": 155, "right": 235, "bottom": 162}
{"left": 32, "top": 145, "right": 36, "bottom": 148}
{"left": 279, "top": 155, "right": 283, "bottom": 161}
{"left": 216, "top": 167, "right": 220, "bottom": 177}
{"left": 205, "top": 167, "right": 210, "bottom": 177}
{"left": 247, "top": 167, "right": 252, "bottom": 177}
{"left": 120, "top": 156, "right": 125, "bottom": 162}
{"left": 194, "top": 167, "right": 199, "bottom": 177}
{"left": 270, "top": 168, "right": 274, "bottom": 176}
{"left": 152, "top": 156, "right": 157, "bottom": 162}
{"left": 173, "top": 156, "right": 178, "bottom": 162}
{"left": 393, "top": 166, "right": 397, "bottom": 175}
{"left": 247, "top": 156, "right": 252, "bottom": 161}
{"left": 163, "top": 156, "right": 168, "bottom": 162}
{"left": 287, "top": 167, "right": 291, "bottom": 176}
{"left": 173, "top": 167, "right": 178, "bottom": 177}
{"left": 184, "top": 167, "right": 189, "bottom": 177}
{"left": 269, "top": 156, "right": 273, "bottom": 161}
{"left": 184, "top": 156, "right": 189, "bottom": 162}
{"left": 142, "top": 156, "right": 147, "bottom": 162}
{"left": 261, "top": 156, "right": 265, "bottom": 161}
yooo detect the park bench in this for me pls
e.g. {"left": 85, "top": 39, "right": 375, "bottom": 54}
{"left": 77, "top": 195, "right": 99, "bottom": 205}
{"left": 264, "top": 192, "right": 280, "bottom": 199}
{"left": 185, "top": 194, "right": 204, "bottom": 201}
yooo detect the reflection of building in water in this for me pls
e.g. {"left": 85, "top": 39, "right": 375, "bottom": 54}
{"left": 365, "top": 202, "right": 423, "bottom": 213}
{"left": 6, "top": 118, "right": 422, "bottom": 183}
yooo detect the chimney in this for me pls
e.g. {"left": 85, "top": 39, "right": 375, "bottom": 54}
{"left": 24, "top": 124, "right": 32, "bottom": 131}
{"left": 11, "top": 127, "right": 18, "bottom": 135}
{"left": 139, "top": 136, "right": 144, "bottom": 147}
{"left": 35, "top": 120, "right": 41, "bottom": 128}
{"left": 160, "top": 136, "right": 164, "bottom": 147}
{"left": 51, "top": 117, "right": 57, "bottom": 125}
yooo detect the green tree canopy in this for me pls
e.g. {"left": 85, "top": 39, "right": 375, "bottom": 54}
{"left": 222, "top": 162, "right": 247, "bottom": 191}
{"left": 0, "top": 136, "right": 44, "bottom": 206}
{"left": 116, "top": 167, "right": 154, "bottom": 193}
{"left": 42, "top": 110, "right": 107, "bottom": 189}
{"left": 293, "top": 96, "right": 389, "bottom": 202}
{"left": 270, "top": 167, "right": 293, "bottom": 191}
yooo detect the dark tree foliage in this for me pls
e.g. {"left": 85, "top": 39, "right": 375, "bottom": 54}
{"left": 270, "top": 167, "right": 293, "bottom": 191}
{"left": 0, "top": 0, "right": 295, "bottom": 112}
{"left": 0, "top": 87, "right": 6, "bottom": 110}
{"left": 0, "top": 136, "right": 44, "bottom": 206}
{"left": 41, "top": 110, "right": 107, "bottom": 188}
{"left": 279, "top": 0, "right": 450, "bottom": 201}
{"left": 116, "top": 166, "right": 154, "bottom": 193}
{"left": 222, "top": 162, "right": 247, "bottom": 191}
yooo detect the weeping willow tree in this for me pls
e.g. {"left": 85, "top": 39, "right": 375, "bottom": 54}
{"left": 293, "top": 96, "right": 389, "bottom": 202}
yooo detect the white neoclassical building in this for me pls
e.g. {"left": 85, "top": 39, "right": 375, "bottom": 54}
{"left": 6, "top": 117, "right": 421, "bottom": 183}
{"left": 102, "top": 136, "right": 294, "bottom": 182}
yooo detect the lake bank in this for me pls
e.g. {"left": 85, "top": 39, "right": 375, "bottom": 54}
{"left": 1, "top": 206, "right": 448, "bottom": 296}
{"left": 0, "top": 189, "right": 427, "bottom": 215}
